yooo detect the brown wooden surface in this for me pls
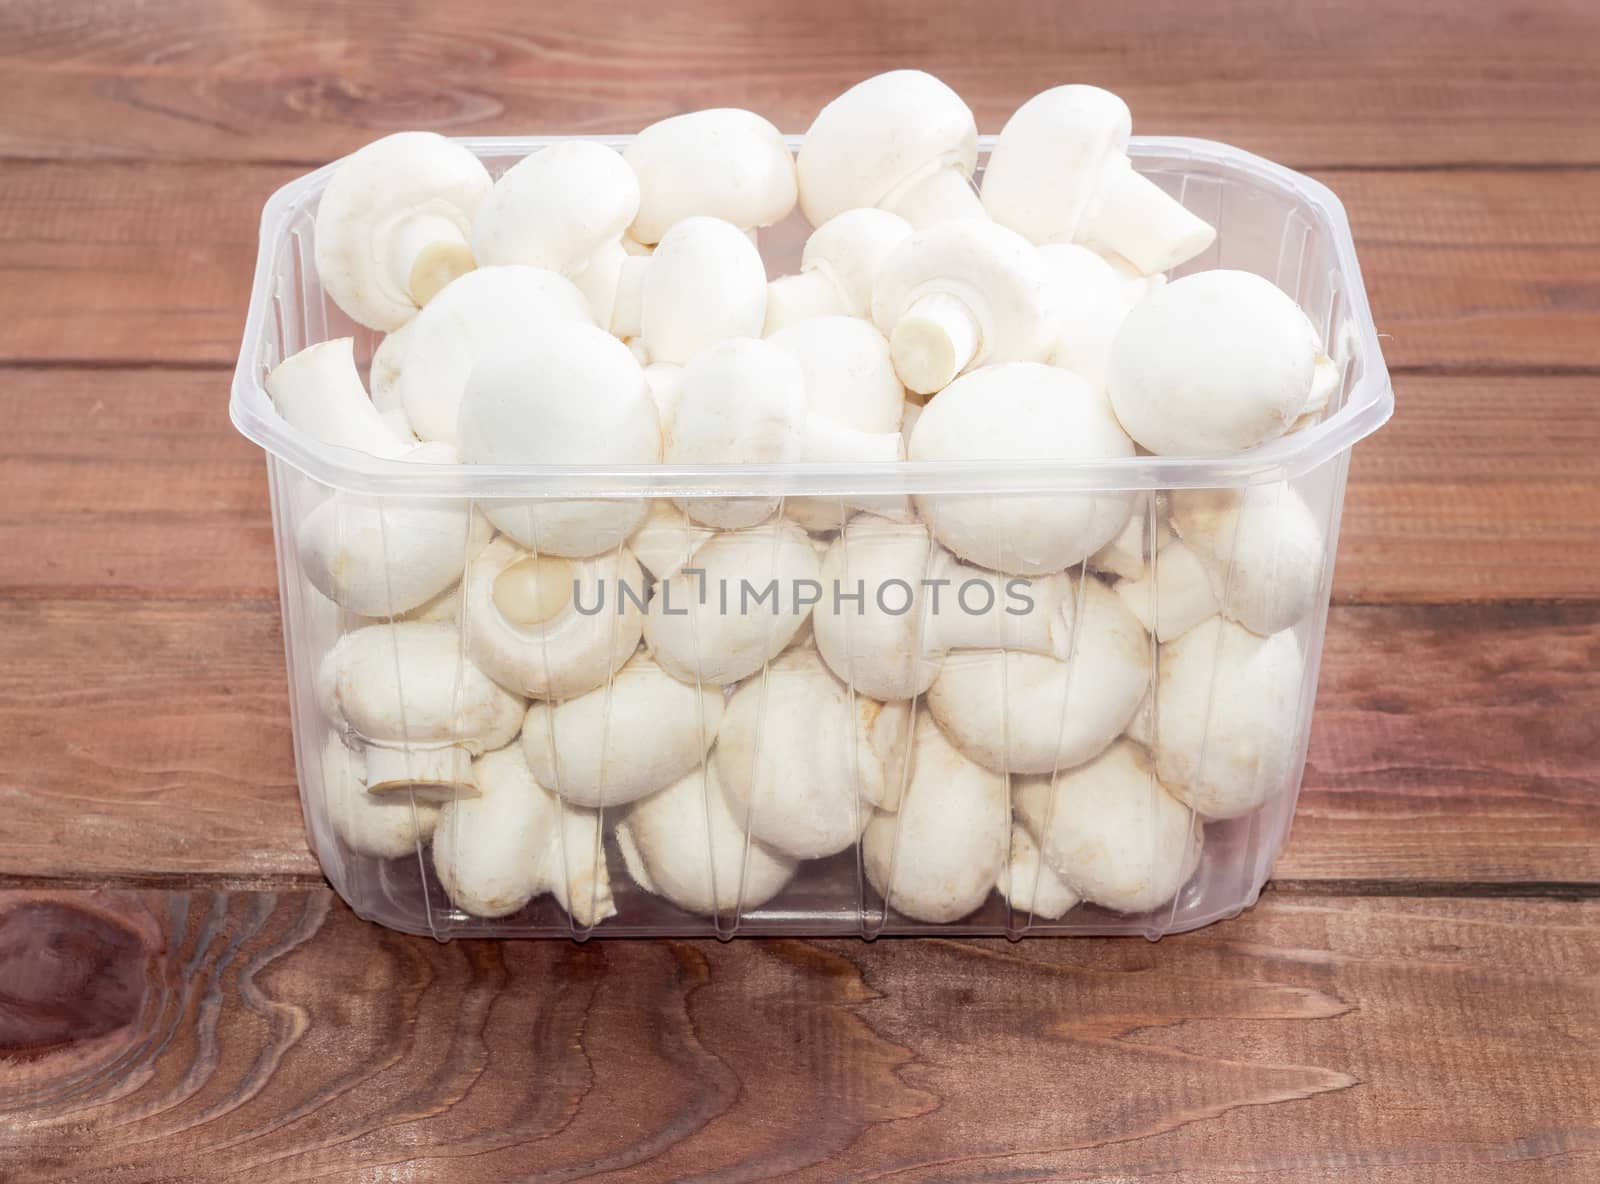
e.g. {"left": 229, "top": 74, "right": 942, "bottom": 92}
{"left": 1, "top": 0, "right": 1597, "bottom": 1179}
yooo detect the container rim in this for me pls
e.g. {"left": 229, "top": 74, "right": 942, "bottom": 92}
{"left": 230, "top": 133, "right": 1393, "bottom": 497}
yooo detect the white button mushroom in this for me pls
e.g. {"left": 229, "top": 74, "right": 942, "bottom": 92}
{"left": 464, "top": 537, "right": 646, "bottom": 702}
{"left": 811, "top": 517, "right": 1075, "bottom": 701}
{"left": 313, "top": 131, "right": 492, "bottom": 331}
{"left": 643, "top": 520, "right": 821, "bottom": 687}
{"left": 369, "top": 319, "right": 419, "bottom": 441}
{"left": 1151, "top": 616, "right": 1306, "bottom": 819}
{"left": 871, "top": 220, "right": 1058, "bottom": 395}
{"left": 626, "top": 498, "right": 716, "bottom": 581}
{"left": 432, "top": 743, "right": 615, "bottom": 926}
{"left": 1012, "top": 740, "right": 1202, "bottom": 915}
{"left": 1113, "top": 538, "right": 1222, "bottom": 643}
{"left": 995, "top": 824, "right": 1080, "bottom": 921}
{"left": 763, "top": 208, "right": 912, "bottom": 335}
{"left": 608, "top": 216, "right": 767, "bottom": 364}
{"left": 456, "top": 320, "right": 660, "bottom": 557}
{"left": 1037, "top": 243, "right": 1162, "bottom": 391}
{"left": 615, "top": 763, "right": 799, "bottom": 917}
{"left": 319, "top": 734, "right": 439, "bottom": 861}
{"left": 266, "top": 337, "right": 407, "bottom": 459}
{"left": 797, "top": 70, "right": 984, "bottom": 230}
{"left": 1108, "top": 270, "right": 1320, "bottom": 455}
{"left": 713, "top": 650, "right": 891, "bottom": 859}
{"left": 398, "top": 265, "right": 596, "bottom": 446}
{"left": 1169, "top": 484, "right": 1326, "bottom": 636}
{"left": 317, "top": 621, "right": 525, "bottom": 798}
{"left": 623, "top": 108, "right": 797, "bottom": 245}
{"left": 862, "top": 712, "right": 1009, "bottom": 924}
{"left": 521, "top": 649, "right": 722, "bottom": 809}
{"left": 1086, "top": 491, "right": 1172, "bottom": 582}
{"left": 980, "top": 86, "right": 1216, "bottom": 275}
{"left": 468, "top": 141, "right": 640, "bottom": 326}
{"left": 907, "top": 363, "right": 1135, "bottom": 575}
{"left": 927, "top": 576, "right": 1152, "bottom": 776}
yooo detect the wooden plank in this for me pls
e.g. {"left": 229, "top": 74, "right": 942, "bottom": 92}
{"left": 0, "top": 163, "right": 1596, "bottom": 369}
{"left": 1, "top": 888, "right": 1596, "bottom": 1181}
{"left": 1, "top": 0, "right": 1598, "bottom": 168}
{"left": 0, "top": 598, "right": 1594, "bottom": 885}
{"left": 4, "top": 367, "right": 1596, "bottom": 605}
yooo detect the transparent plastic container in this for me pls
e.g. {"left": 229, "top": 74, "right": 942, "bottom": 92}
{"left": 231, "top": 135, "right": 1392, "bottom": 940}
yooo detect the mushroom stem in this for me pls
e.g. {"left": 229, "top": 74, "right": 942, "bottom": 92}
{"left": 364, "top": 743, "right": 476, "bottom": 802}
{"left": 890, "top": 291, "right": 982, "bottom": 395}
{"left": 608, "top": 255, "right": 651, "bottom": 337}
{"left": 927, "top": 567, "right": 1070, "bottom": 657}
{"left": 884, "top": 164, "right": 987, "bottom": 229}
{"left": 266, "top": 338, "right": 408, "bottom": 458}
{"left": 802, "top": 416, "right": 903, "bottom": 464}
{"left": 1079, "top": 160, "right": 1215, "bottom": 276}
{"left": 493, "top": 556, "right": 576, "bottom": 626}
{"left": 387, "top": 211, "right": 476, "bottom": 306}
{"left": 764, "top": 271, "right": 847, "bottom": 335}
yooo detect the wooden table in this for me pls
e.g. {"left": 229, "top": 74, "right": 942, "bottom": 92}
{"left": 2, "top": 1, "right": 1597, "bottom": 1178}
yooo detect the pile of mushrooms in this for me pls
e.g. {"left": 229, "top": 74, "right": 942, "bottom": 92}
{"left": 270, "top": 70, "right": 1335, "bottom": 931}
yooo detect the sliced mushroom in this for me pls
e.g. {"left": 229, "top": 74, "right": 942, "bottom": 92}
{"left": 908, "top": 362, "right": 1135, "bottom": 575}
{"left": 811, "top": 517, "right": 1075, "bottom": 701}
{"left": 871, "top": 220, "right": 1058, "bottom": 394}
{"left": 981, "top": 86, "right": 1216, "bottom": 275}
{"left": 456, "top": 320, "right": 660, "bottom": 557}
{"left": 319, "top": 734, "right": 439, "bottom": 860}
{"left": 615, "top": 763, "right": 798, "bottom": 917}
{"left": 643, "top": 520, "right": 820, "bottom": 687}
{"left": 624, "top": 108, "right": 797, "bottom": 244}
{"left": 862, "top": 712, "right": 1009, "bottom": 923}
{"left": 432, "top": 743, "right": 615, "bottom": 925}
{"left": 313, "top": 131, "right": 492, "bottom": 331}
{"left": 464, "top": 537, "right": 645, "bottom": 701}
{"left": 1013, "top": 740, "right": 1202, "bottom": 914}
{"left": 797, "top": 70, "right": 984, "bottom": 229}
{"left": 1169, "top": 484, "right": 1326, "bottom": 636}
{"left": 763, "top": 208, "right": 913, "bottom": 334}
{"left": 713, "top": 649, "right": 890, "bottom": 859}
{"left": 521, "top": 650, "right": 722, "bottom": 809}
{"left": 927, "top": 577, "right": 1151, "bottom": 775}
{"left": 1152, "top": 616, "right": 1306, "bottom": 819}
{"left": 1108, "top": 270, "right": 1320, "bottom": 455}
{"left": 317, "top": 621, "right": 525, "bottom": 799}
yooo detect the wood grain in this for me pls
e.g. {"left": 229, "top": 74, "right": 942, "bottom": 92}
{"left": 2, "top": 0, "right": 1598, "bottom": 168}
{"left": 1, "top": 888, "right": 1596, "bottom": 1182}
{"left": 1, "top": 599, "right": 1594, "bottom": 885}
{"left": 1, "top": 163, "right": 1597, "bottom": 369}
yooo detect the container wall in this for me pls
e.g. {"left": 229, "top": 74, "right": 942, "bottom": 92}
{"left": 253, "top": 140, "right": 1374, "bottom": 940}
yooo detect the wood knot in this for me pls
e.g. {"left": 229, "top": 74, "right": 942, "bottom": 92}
{"left": 0, "top": 900, "right": 147, "bottom": 1056}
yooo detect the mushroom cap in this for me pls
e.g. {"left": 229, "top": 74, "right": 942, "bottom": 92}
{"left": 399, "top": 265, "right": 596, "bottom": 445}
{"left": 800, "top": 208, "right": 914, "bottom": 316}
{"left": 470, "top": 141, "right": 640, "bottom": 272}
{"left": 1108, "top": 270, "right": 1318, "bottom": 455}
{"left": 521, "top": 650, "right": 722, "bottom": 808}
{"left": 641, "top": 216, "right": 769, "bottom": 364}
{"left": 266, "top": 338, "right": 408, "bottom": 458}
{"left": 627, "top": 498, "right": 715, "bottom": 581}
{"left": 871, "top": 220, "right": 1059, "bottom": 384}
{"left": 927, "top": 578, "right": 1151, "bottom": 775}
{"left": 1153, "top": 616, "right": 1306, "bottom": 819}
{"left": 320, "top": 734, "right": 439, "bottom": 861}
{"left": 662, "top": 336, "right": 807, "bottom": 529}
{"left": 313, "top": 131, "right": 492, "bottom": 331}
{"left": 797, "top": 70, "right": 977, "bottom": 227}
{"left": 713, "top": 649, "right": 889, "bottom": 858}
{"left": 995, "top": 823, "right": 1080, "bottom": 921}
{"left": 1114, "top": 538, "right": 1221, "bottom": 643}
{"left": 908, "top": 362, "right": 1135, "bottom": 574}
{"left": 1036, "top": 243, "right": 1149, "bottom": 389}
{"left": 615, "top": 763, "right": 798, "bottom": 916}
{"left": 980, "top": 86, "right": 1130, "bottom": 246}
{"left": 643, "top": 520, "right": 820, "bottom": 687}
{"left": 318, "top": 621, "right": 525, "bottom": 750}
{"left": 297, "top": 463, "right": 490, "bottom": 618}
{"left": 1169, "top": 484, "right": 1326, "bottom": 636}
{"left": 767, "top": 315, "right": 904, "bottom": 433}
{"left": 464, "top": 537, "right": 646, "bottom": 701}
{"left": 369, "top": 319, "right": 419, "bottom": 440}
{"left": 1013, "top": 740, "right": 1201, "bottom": 915}
{"left": 456, "top": 319, "right": 659, "bottom": 556}
{"left": 862, "top": 712, "right": 1009, "bottom": 924}
{"left": 624, "top": 108, "right": 797, "bottom": 244}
